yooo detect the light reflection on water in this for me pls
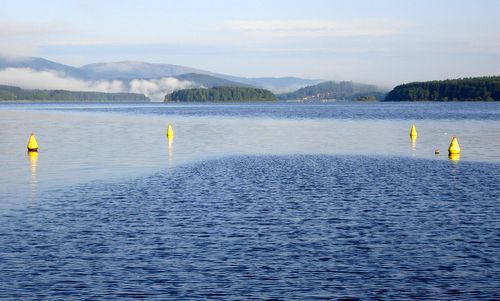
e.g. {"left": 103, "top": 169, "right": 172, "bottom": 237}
{"left": 0, "top": 105, "right": 500, "bottom": 207}
{"left": 0, "top": 103, "right": 499, "bottom": 299}
{"left": 167, "top": 135, "right": 174, "bottom": 166}
{"left": 27, "top": 151, "right": 38, "bottom": 198}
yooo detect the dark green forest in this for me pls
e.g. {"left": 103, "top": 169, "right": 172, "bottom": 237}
{"left": 278, "top": 81, "right": 385, "bottom": 101}
{"left": 384, "top": 76, "right": 500, "bottom": 101}
{"left": 0, "top": 84, "right": 149, "bottom": 101}
{"left": 165, "top": 86, "right": 277, "bottom": 102}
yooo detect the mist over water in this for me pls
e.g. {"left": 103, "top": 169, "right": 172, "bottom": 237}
{"left": 0, "top": 68, "right": 196, "bottom": 100}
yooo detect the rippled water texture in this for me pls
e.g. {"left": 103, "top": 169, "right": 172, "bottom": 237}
{"left": 0, "top": 102, "right": 499, "bottom": 300}
{"left": 0, "top": 155, "right": 499, "bottom": 300}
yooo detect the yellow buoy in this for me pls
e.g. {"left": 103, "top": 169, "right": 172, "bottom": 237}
{"left": 448, "top": 136, "right": 460, "bottom": 155}
{"left": 27, "top": 133, "right": 39, "bottom": 151}
{"left": 449, "top": 153, "right": 460, "bottom": 161}
{"left": 410, "top": 124, "right": 417, "bottom": 137}
{"left": 167, "top": 124, "right": 174, "bottom": 138}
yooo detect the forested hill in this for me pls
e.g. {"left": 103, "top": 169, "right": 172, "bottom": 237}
{"left": 277, "top": 81, "right": 385, "bottom": 101}
{"left": 384, "top": 76, "right": 500, "bottom": 101}
{"left": 165, "top": 86, "right": 276, "bottom": 102}
{"left": 0, "top": 85, "right": 149, "bottom": 101}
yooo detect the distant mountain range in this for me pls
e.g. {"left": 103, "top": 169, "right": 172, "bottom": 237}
{"left": 0, "top": 56, "right": 88, "bottom": 79}
{"left": 0, "top": 55, "right": 390, "bottom": 101}
{"left": 80, "top": 61, "right": 322, "bottom": 92}
{"left": 174, "top": 73, "right": 253, "bottom": 88}
{"left": 80, "top": 61, "right": 211, "bottom": 80}
{"left": 3, "top": 56, "right": 496, "bottom": 103}
{"left": 0, "top": 56, "right": 321, "bottom": 97}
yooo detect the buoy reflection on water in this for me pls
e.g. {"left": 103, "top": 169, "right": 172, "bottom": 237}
{"left": 27, "top": 150, "right": 38, "bottom": 197}
{"left": 410, "top": 135, "right": 417, "bottom": 151}
{"left": 167, "top": 135, "right": 174, "bottom": 163}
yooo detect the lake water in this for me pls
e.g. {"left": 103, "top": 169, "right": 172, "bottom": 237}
{"left": 0, "top": 102, "right": 499, "bottom": 300}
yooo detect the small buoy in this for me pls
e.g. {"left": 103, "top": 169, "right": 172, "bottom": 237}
{"left": 448, "top": 136, "right": 460, "bottom": 155}
{"left": 167, "top": 124, "right": 174, "bottom": 138}
{"left": 434, "top": 149, "right": 440, "bottom": 155}
{"left": 27, "top": 133, "right": 39, "bottom": 151}
{"left": 410, "top": 124, "right": 417, "bottom": 137}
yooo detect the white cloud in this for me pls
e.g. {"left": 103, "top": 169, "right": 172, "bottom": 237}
{"left": 0, "top": 68, "right": 100, "bottom": 91}
{"left": 0, "top": 68, "right": 195, "bottom": 100}
{"left": 225, "top": 19, "right": 400, "bottom": 38}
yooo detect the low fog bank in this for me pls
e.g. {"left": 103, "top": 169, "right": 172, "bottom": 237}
{"left": 0, "top": 68, "right": 196, "bottom": 100}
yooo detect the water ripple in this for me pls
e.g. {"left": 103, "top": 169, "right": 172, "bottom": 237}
{"left": 0, "top": 155, "right": 499, "bottom": 300}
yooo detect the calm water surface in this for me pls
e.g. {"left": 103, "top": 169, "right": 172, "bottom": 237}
{"left": 0, "top": 102, "right": 499, "bottom": 300}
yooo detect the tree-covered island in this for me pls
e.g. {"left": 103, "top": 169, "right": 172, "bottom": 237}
{"left": 0, "top": 84, "right": 149, "bottom": 101}
{"left": 384, "top": 76, "right": 500, "bottom": 101}
{"left": 164, "top": 86, "right": 277, "bottom": 102}
{"left": 277, "top": 81, "right": 386, "bottom": 101}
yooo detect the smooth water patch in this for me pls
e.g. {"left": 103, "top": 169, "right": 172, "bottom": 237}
{"left": 1, "top": 107, "right": 500, "bottom": 208}
{"left": 0, "top": 155, "right": 498, "bottom": 300}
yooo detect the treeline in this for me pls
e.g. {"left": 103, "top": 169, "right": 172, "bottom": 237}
{"left": 384, "top": 76, "right": 500, "bottom": 101}
{"left": 278, "top": 81, "right": 385, "bottom": 101}
{"left": 0, "top": 84, "right": 149, "bottom": 101}
{"left": 165, "top": 86, "right": 277, "bottom": 102}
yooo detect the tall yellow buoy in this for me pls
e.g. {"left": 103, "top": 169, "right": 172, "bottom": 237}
{"left": 410, "top": 124, "right": 418, "bottom": 137}
{"left": 167, "top": 124, "right": 174, "bottom": 138}
{"left": 27, "top": 133, "right": 39, "bottom": 151}
{"left": 448, "top": 136, "right": 461, "bottom": 155}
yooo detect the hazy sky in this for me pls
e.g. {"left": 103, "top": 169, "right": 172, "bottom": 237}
{"left": 1, "top": 0, "right": 500, "bottom": 86}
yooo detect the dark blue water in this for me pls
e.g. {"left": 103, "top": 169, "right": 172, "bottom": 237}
{"left": 1, "top": 155, "right": 499, "bottom": 300}
{"left": 7, "top": 101, "right": 500, "bottom": 120}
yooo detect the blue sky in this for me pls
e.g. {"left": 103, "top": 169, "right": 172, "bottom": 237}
{"left": 1, "top": 0, "right": 500, "bottom": 86}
